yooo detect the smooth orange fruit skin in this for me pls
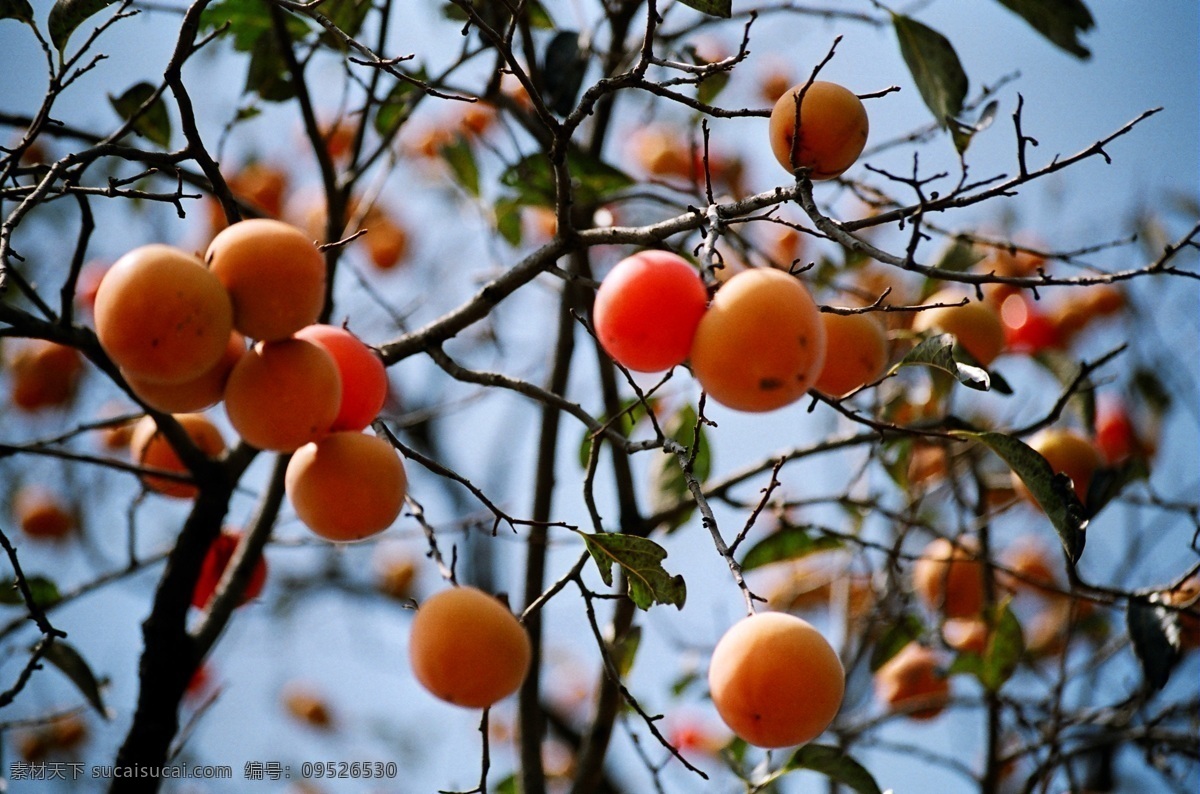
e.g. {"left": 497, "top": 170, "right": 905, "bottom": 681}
{"left": 14, "top": 486, "right": 75, "bottom": 540}
{"left": 9, "top": 339, "right": 84, "bottom": 411}
{"left": 125, "top": 331, "right": 245, "bottom": 413}
{"left": 592, "top": 251, "right": 709, "bottom": 373}
{"left": 294, "top": 324, "right": 388, "bottom": 431}
{"left": 911, "top": 289, "right": 1006, "bottom": 367}
{"left": 205, "top": 219, "right": 326, "bottom": 341}
{"left": 913, "top": 537, "right": 987, "bottom": 619}
{"left": 191, "top": 529, "right": 267, "bottom": 609}
{"left": 223, "top": 338, "right": 341, "bottom": 452}
{"left": 130, "top": 413, "right": 226, "bottom": 498}
{"left": 708, "top": 612, "right": 844, "bottom": 748}
{"left": 689, "top": 268, "right": 826, "bottom": 412}
{"left": 285, "top": 431, "right": 406, "bottom": 542}
{"left": 813, "top": 311, "right": 889, "bottom": 397}
{"left": 1013, "top": 428, "right": 1102, "bottom": 506}
{"left": 408, "top": 586, "right": 532, "bottom": 709}
{"left": 874, "top": 642, "right": 950, "bottom": 720}
{"left": 94, "top": 244, "right": 234, "bottom": 385}
{"left": 769, "top": 81, "right": 869, "bottom": 179}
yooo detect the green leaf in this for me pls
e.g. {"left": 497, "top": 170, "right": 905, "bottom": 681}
{"left": 1085, "top": 459, "right": 1148, "bottom": 517}
{"left": 697, "top": 70, "right": 730, "bottom": 106}
{"left": 953, "top": 430, "right": 1087, "bottom": 563}
{"left": 677, "top": 0, "right": 732, "bottom": 17}
{"left": 897, "top": 333, "right": 991, "bottom": 391}
{"left": 780, "top": 745, "right": 882, "bottom": 794}
{"left": 373, "top": 73, "right": 426, "bottom": 137}
{"left": 1127, "top": 597, "right": 1180, "bottom": 691}
{"left": 500, "top": 149, "right": 634, "bottom": 209}
{"left": 43, "top": 641, "right": 108, "bottom": 718}
{"left": 0, "top": 576, "right": 62, "bottom": 608}
{"left": 932, "top": 236, "right": 986, "bottom": 275}
{"left": 492, "top": 773, "right": 519, "bottom": 794}
{"left": 108, "top": 82, "right": 172, "bottom": 148}
{"left": 201, "top": 0, "right": 308, "bottom": 52}
{"left": 893, "top": 14, "right": 968, "bottom": 134}
{"left": 440, "top": 137, "right": 480, "bottom": 196}
{"left": 494, "top": 197, "right": 523, "bottom": 247}
{"left": 48, "top": 0, "right": 117, "bottom": 53}
{"left": 612, "top": 625, "right": 641, "bottom": 678}
{"left": 0, "top": 0, "right": 34, "bottom": 24}
{"left": 948, "top": 603, "right": 1025, "bottom": 692}
{"left": 739, "top": 525, "right": 843, "bottom": 572}
{"left": 542, "top": 31, "right": 587, "bottom": 117}
{"left": 577, "top": 530, "right": 686, "bottom": 610}
{"left": 649, "top": 404, "right": 711, "bottom": 532}
{"left": 318, "top": 0, "right": 371, "bottom": 48}
{"left": 870, "top": 614, "right": 924, "bottom": 671}
{"left": 578, "top": 396, "right": 655, "bottom": 469}
{"left": 994, "top": 0, "right": 1094, "bottom": 59}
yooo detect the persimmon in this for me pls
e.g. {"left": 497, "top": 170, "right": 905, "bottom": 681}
{"left": 408, "top": 586, "right": 532, "bottom": 709}
{"left": 206, "top": 163, "right": 288, "bottom": 234}
{"left": 689, "top": 268, "right": 826, "bottom": 412}
{"left": 913, "top": 537, "right": 987, "bottom": 619}
{"left": 592, "top": 251, "right": 709, "bottom": 373}
{"left": 223, "top": 338, "right": 342, "bottom": 452}
{"left": 942, "top": 618, "right": 989, "bottom": 656}
{"left": 124, "top": 331, "right": 245, "bottom": 414}
{"left": 812, "top": 310, "right": 889, "bottom": 397}
{"left": 363, "top": 213, "right": 409, "bottom": 271}
{"left": 1000, "top": 294, "right": 1062, "bottom": 354}
{"left": 628, "top": 127, "right": 693, "bottom": 180}
{"left": 94, "top": 244, "right": 233, "bottom": 385}
{"left": 1000, "top": 539, "right": 1059, "bottom": 595}
{"left": 1013, "top": 428, "right": 1102, "bottom": 506}
{"left": 294, "top": 324, "right": 388, "bottom": 431}
{"left": 130, "top": 413, "right": 226, "bottom": 498}
{"left": 874, "top": 642, "right": 950, "bottom": 720}
{"left": 769, "top": 81, "right": 869, "bottom": 179}
{"left": 707, "top": 611, "right": 844, "bottom": 748}
{"left": 911, "top": 289, "right": 1005, "bottom": 367}
{"left": 13, "top": 486, "right": 75, "bottom": 540}
{"left": 191, "top": 529, "right": 267, "bottom": 610}
{"left": 9, "top": 339, "right": 84, "bottom": 411}
{"left": 1094, "top": 398, "right": 1145, "bottom": 465}
{"left": 205, "top": 219, "right": 326, "bottom": 341}
{"left": 284, "top": 431, "right": 406, "bottom": 542}
{"left": 281, "top": 682, "right": 335, "bottom": 729}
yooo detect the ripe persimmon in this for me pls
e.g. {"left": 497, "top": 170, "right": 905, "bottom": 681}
{"left": 911, "top": 289, "right": 1005, "bottom": 367}
{"left": 707, "top": 611, "right": 844, "bottom": 748}
{"left": 1013, "top": 428, "right": 1102, "bottom": 506}
{"left": 124, "top": 331, "right": 245, "bottom": 414}
{"left": 284, "top": 431, "right": 406, "bottom": 542}
{"left": 8, "top": 339, "right": 84, "bottom": 411}
{"left": 13, "top": 486, "right": 75, "bottom": 540}
{"left": 812, "top": 310, "right": 889, "bottom": 397}
{"left": 592, "top": 251, "right": 709, "bottom": 373}
{"left": 223, "top": 338, "right": 341, "bottom": 452}
{"left": 408, "top": 586, "right": 532, "bottom": 708}
{"left": 874, "top": 642, "right": 950, "bottom": 720}
{"left": 93, "top": 244, "right": 234, "bottom": 385}
{"left": 191, "top": 529, "right": 267, "bottom": 610}
{"left": 130, "top": 413, "right": 226, "bottom": 498}
{"left": 293, "top": 324, "right": 387, "bottom": 431}
{"left": 689, "top": 268, "right": 826, "bottom": 412}
{"left": 913, "top": 537, "right": 988, "bottom": 619}
{"left": 769, "top": 81, "right": 869, "bottom": 179}
{"left": 205, "top": 219, "right": 326, "bottom": 341}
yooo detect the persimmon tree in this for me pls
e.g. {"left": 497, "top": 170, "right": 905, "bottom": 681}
{"left": 1, "top": 1, "right": 1198, "bottom": 793}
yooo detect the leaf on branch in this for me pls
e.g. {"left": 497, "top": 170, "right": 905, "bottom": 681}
{"left": 893, "top": 14, "right": 968, "bottom": 136}
{"left": 440, "top": 137, "right": 480, "bottom": 196}
{"left": 201, "top": 0, "right": 308, "bottom": 53}
{"left": 1085, "top": 458, "right": 1148, "bottom": 518}
{"left": 896, "top": 334, "right": 991, "bottom": 391}
{"left": 1126, "top": 597, "right": 1181, "bottom": 691}
{"left": 43, "top": 640, "right": 109, "bottom": 718}
{"left": 108, "top": 82, "right": 172, "bottom": 148}
{"left": 48, "top": 0, "right": 117, "bottom": 53}
{"left": 779, "top": 744, "right": 883, "bottom": 794}
{"left": 500, "top": 149, "right": 634, "bottom": 209}
{"left": 739, "top": 525, "right": 843, "bottom": 572}
{"left": 947, "top": 602, "right": 1025, "bottom": 692}
{"left": 678, "top": 0, "right": 732, "bottom": 18}
{"left": 577, "top": 530, "right": 686, "bottom": 610}
{"left": 0, "top": 0, "right": 34, "bottom": 24}
{"left": 649, "top": 404, "right": 712, "bottom": 533}
{"left": 0, "top": 576, "right": 61, "bottom": 608}
{"left": 578, "top": 396, "right": 656, "bottom": 469}
{"left": 952, "top": 430, "right": 1087, "bottom": 563}
{"left": 869, "top": 614, "right": 924, "bottom": 671}
{"left": 244, "top": 36, "right": 295, "bottom": 102}
{"left": 493, "top": 196, "right": 523, "bottom": 247}
{"left": 541, "top": 31, "right": 588, "bottom": 117}
{"left": 612, "top": 624, "right": 641, "bottom": 678}
{"left": 994, "top": 0, "right": 1095, "bottom": 59}
{"left": 317, "top": 0, "right": 371, "bottom": 49}
{"left": 374, "top": 72, "right": 428, "bottom": 137}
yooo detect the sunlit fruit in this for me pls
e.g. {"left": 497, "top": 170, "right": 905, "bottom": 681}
{"left": 874, "top": 642, "right": 950, "bottom": 720}
{"left": 124, "top": 331, "right": 245, "bottom": 413}
{"left": 223, "top": 338, "right": 341, "bottom": 452}
{"left": 812, "top": 310, "right": 889, "bottom": 397}
{"left": 911, "top": 289, "right": 1005, "bottom": 367}
{"left": 1094, "top": 399, "right": 1143, "bottom": 465}
{"left": 707, "top": 611, "right": 844, "bottom": 748}
{"left": 375, "top": 553, "right": 417, "bottom": 601}
{"left": 205, "top": 219, "right": 326, "bottom": 341}
{"left": 207, "top": 163, "right": 288, "bottom": 234}
{"left": 363, "top": 213, "right": 409, "bottom": 271}
{"left": 913, "top": 537, "right": 987, "bottom": 619}
{"left": 13, "top": 486, "right": 75, "bottom": 540}
{"left": 690, "top": 268, "right": 826, "bottom": 412}
{"left": 8, "top": 339, "right": 84, "bottom": 411}
{"left": 93, "top": 244, "right": 233, "bottom": 385}
{"left": 1013, "top": 428, "right": 1102, "bottom": 506}
{"left": 293, "top": 324, "right": 388, "bottom": 431}
{"left": 769, "top": 81, "right": 869, "bottom": 179}
{"left": 592, "top": 251, "right": 709, "bottom": 373}
{"left": 191, "top": 529, "right": 267, "bottom": 610}
{"left": 408, "top": 586, "right": 532, "bottom": 708}
{"left": 130, "top": 413, "right": 226, "bottom": 498}
{"left": 1000, "top": 294, "right": 1061, "bottom": 354}
{"left": 628, "top": 127, "right": 693, "bottom": 180}
{"left": 942, "top": 618, "right": 989, "bottom": 656}
{"left": 284, "top": 431, "right": 406, "bottom": 542}
{"left": 1000, "top": 539, "right": 1059, "bottom": 595}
